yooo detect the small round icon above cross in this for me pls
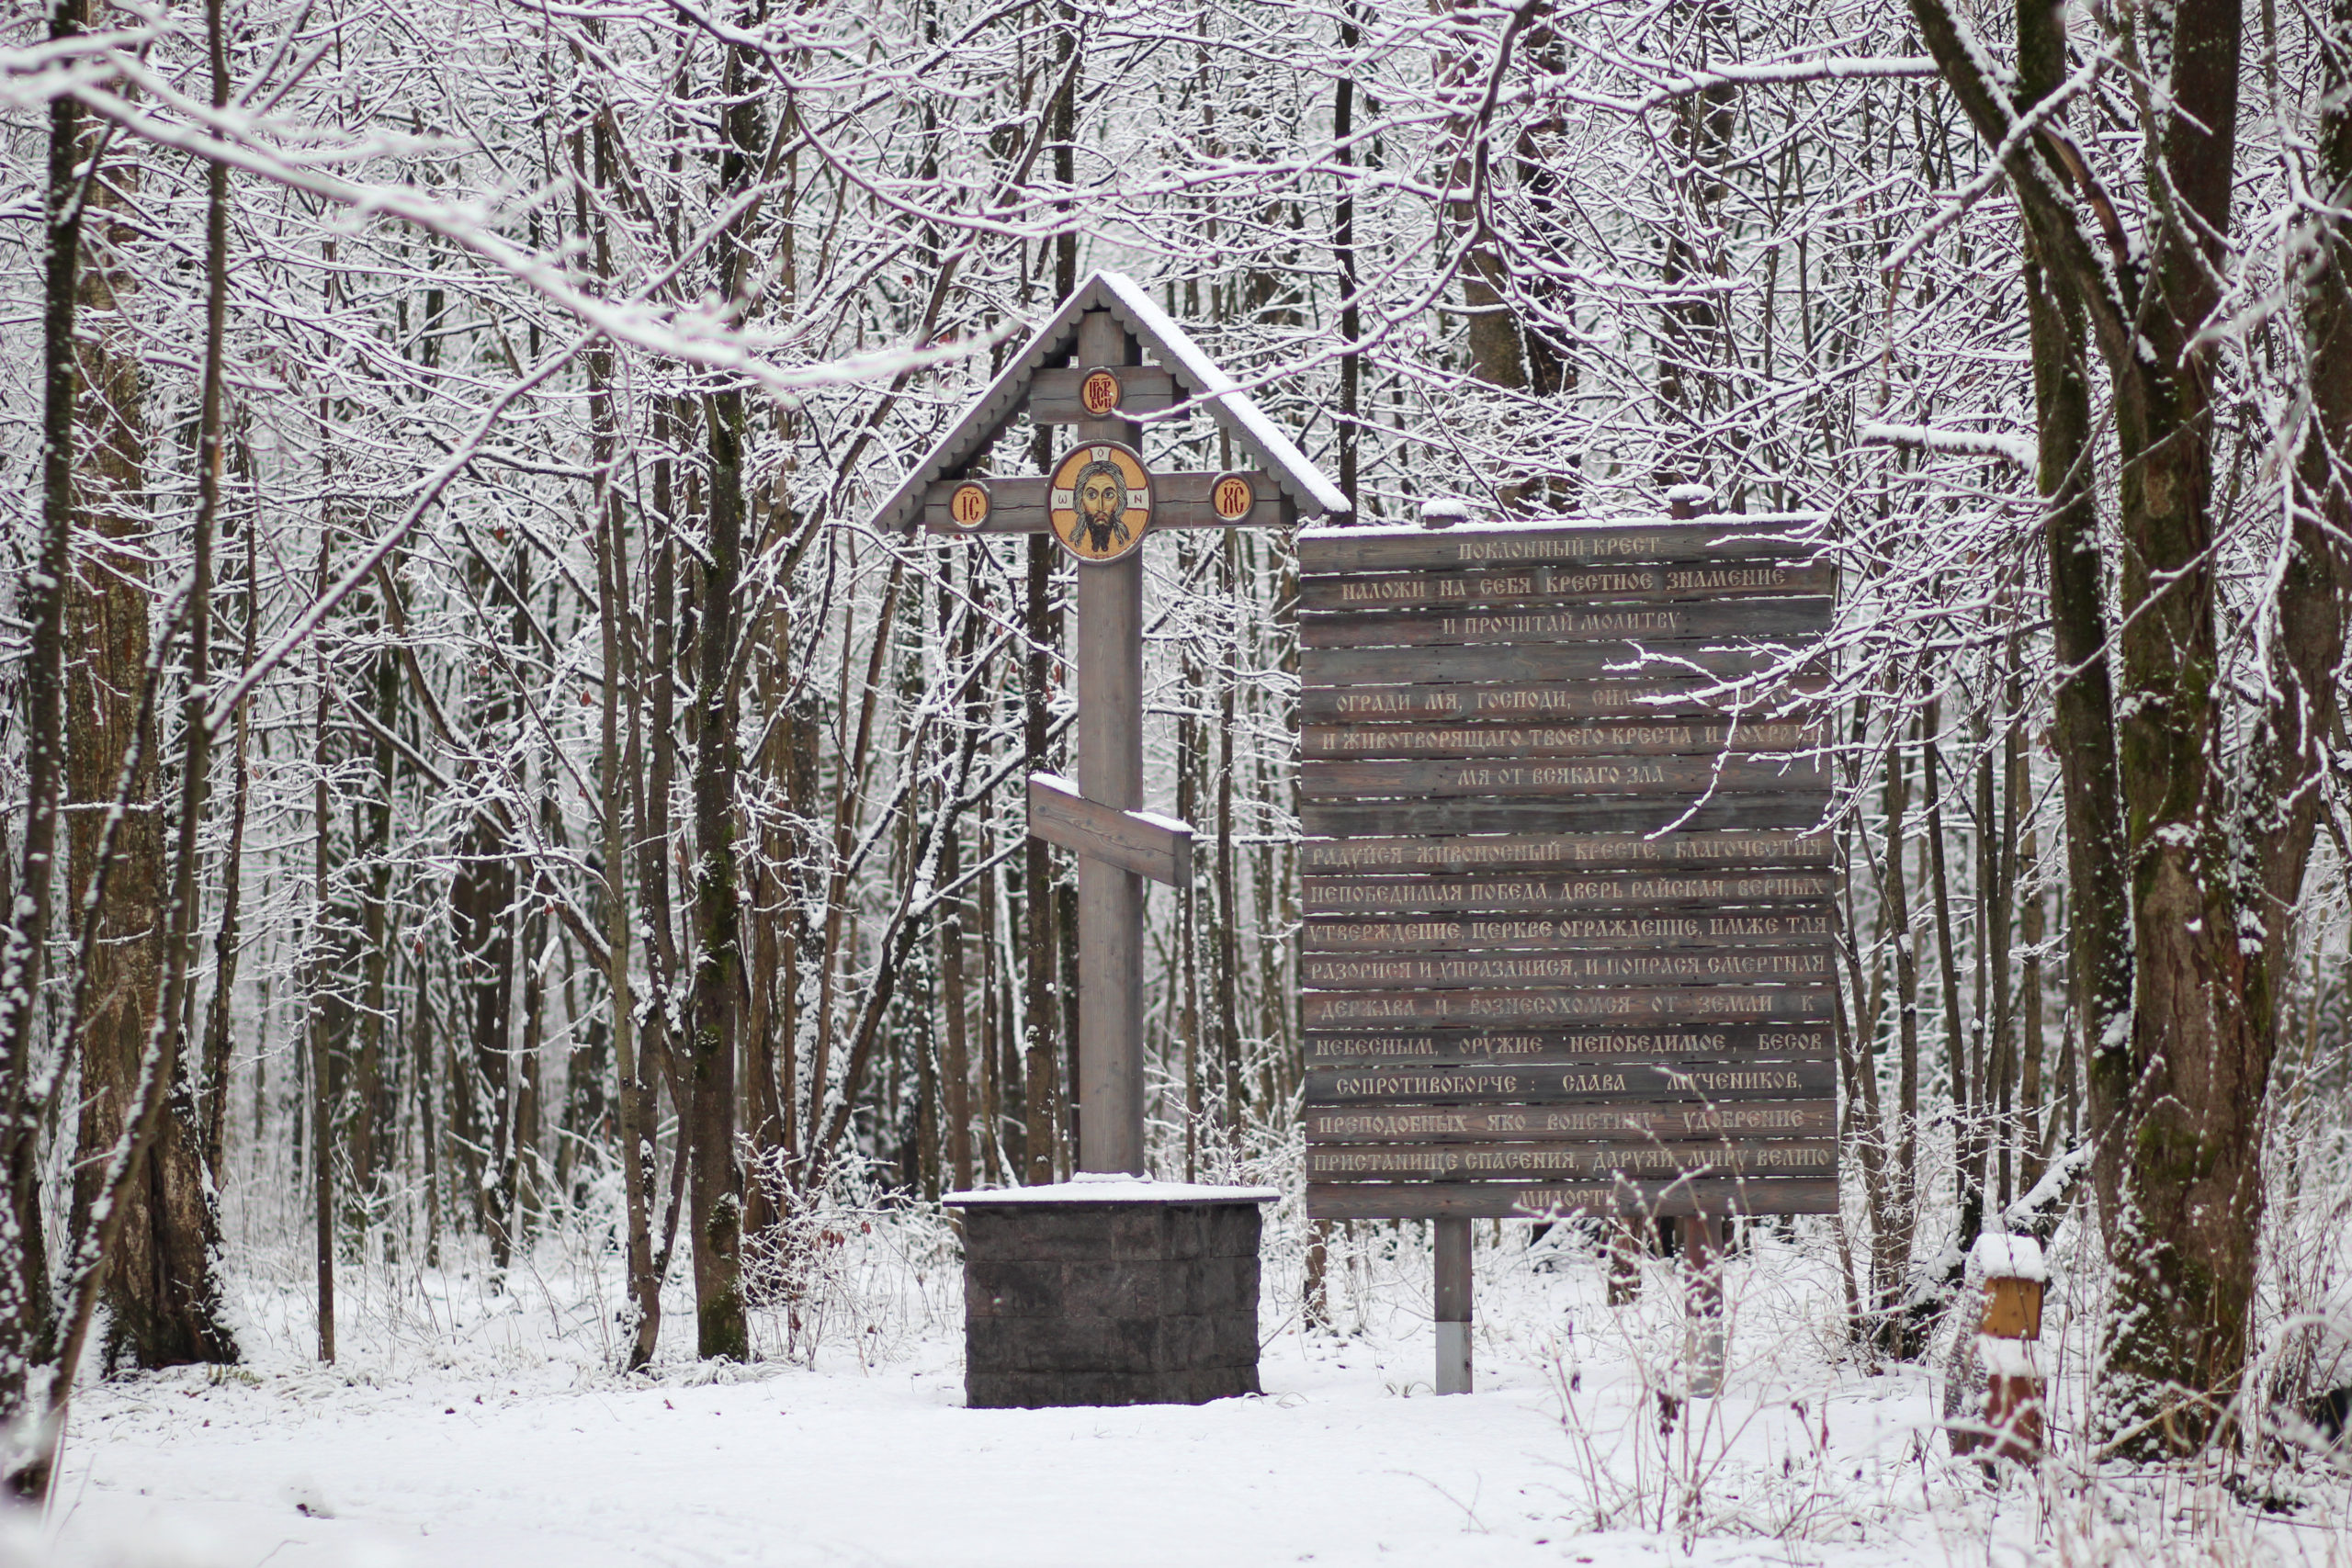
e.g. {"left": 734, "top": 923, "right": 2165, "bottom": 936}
{"left": 1079, "top": 367, "right": 1123, "bottom": 419}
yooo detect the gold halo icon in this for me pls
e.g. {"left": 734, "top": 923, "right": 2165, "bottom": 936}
{"left": 1048, "top": 442, "right": 1153, "bottom": 564}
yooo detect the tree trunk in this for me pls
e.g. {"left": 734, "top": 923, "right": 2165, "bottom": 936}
{"left": 201, "top": 487, "right": 257, "bottom": 1180}
{"left": 354, "top": 612, "right": 397, "bottom": 1217}
{"left": 686, "top": 399, "right": 748, "bottom": 1358}
{"left": 310, "top": 614, "right": 335, "bottom": 1364}
{"left": 1021, "top": 533, "right": 1056, "bottom": 1182}
{"left": 62, "top": 96, "right": 232, "bottom": 1374}
{"left": 939, "top": 563, "right": 978, "bottom": 1195}
{"left": 1331, "top": 13, "right": 1364, "bottom": 511}
{"left": 2095, "top": 0, "right": 2259, "bottom": 1448}
{"left": 1651, "top": 0, "right": 1736, "bottom": 497}
{"left": 1434, "top": 0, "right": 1571, "bottom": 507}
{"left": 1216, "top": 533, "right": 1242, "bottom": 1145}
{"left": 593, "top": 420, "right": 659, "bottom": 1368}
{"left": 2017, "top": 819, "right": 2048, "bottom": 1192}
{"left": 0, "top": 0, "right": 93, "bottom": 1427}
{"left": 2256, "top": 0, "right": 2352, "bottom": 1018}
{"left": 683, "top": 27, "right": 762, "bottom": 1359}
{"left": 1879, "top": 730, "right": 1920, "bottom": 1345}
{"left": 630, "top": 432, "right": 684, "bottom": 1352}
{"left": 1912, "top": 0, "right": 2312, "bottom": 1448}
{"left": 1177, "top": 615, "right": 1202, "bottom": 1181}
{"left": 2009, "top": 0, "right": 2129, "bottom": 1220}
{"left": 452, "top": 811, "right": 514, "bottom": 1269}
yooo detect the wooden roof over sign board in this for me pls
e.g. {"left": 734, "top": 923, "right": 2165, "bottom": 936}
{"left": 870, "top": 269, "right": 1349, "bottom": 537}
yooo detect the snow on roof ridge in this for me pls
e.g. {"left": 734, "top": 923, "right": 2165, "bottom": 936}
{"left": 866, "top": 270, "right": 1346, "bottom": 536}
{"left": 1089, "top": 273, "right": 1350, "bottom": 517}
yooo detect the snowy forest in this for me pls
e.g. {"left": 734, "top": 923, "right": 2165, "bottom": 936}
{"left": 0, "top": 0, "right": 2348, "bottom": 1551}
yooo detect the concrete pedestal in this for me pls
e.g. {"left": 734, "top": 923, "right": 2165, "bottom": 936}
{"left": 944, "top": 1179, "right": 1277, "bottom": 1408}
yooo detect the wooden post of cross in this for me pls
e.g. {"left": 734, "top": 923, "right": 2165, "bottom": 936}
{"left": 1071, "top": 306, "right": 1148, "bottom": 1172}
{"left": 879, "top": 273, "right": 1346, "bottom": 1179}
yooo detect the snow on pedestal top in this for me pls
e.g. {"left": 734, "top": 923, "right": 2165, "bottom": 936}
{"left": 944, "top": 1173, "right": 1279, "bottom": 1206}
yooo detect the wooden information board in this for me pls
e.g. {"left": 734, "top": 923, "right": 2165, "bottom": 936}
{"left": 1296, "top": 518, "right": 1838, "bottom": 1223}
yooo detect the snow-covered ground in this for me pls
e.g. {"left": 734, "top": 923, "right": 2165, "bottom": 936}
{"left": 21, "top": 1210, "right": 2350, "bottom": 1567}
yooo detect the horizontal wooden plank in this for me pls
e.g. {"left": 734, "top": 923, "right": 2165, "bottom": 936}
{"left": 1026, "top": 774, "right": 1191, "bottom": 885}
{"left": 1306, "top": 1061, "right": 1837, "bottom": 1103}
{"left": 1297, "top": 520, "right": 1826, "bottom": 574}
{"left": 1301, "top": 719, "right": 1821, "bottom": 761}
{"left": 1302, "top": 870, "right": 1836, "bottom": 912}
{"left": 1299, "top": 830, "right": 1835, "bottom": 876}
{"left": 1300, "top": 756, "right": 1825, "bottom": 800}
{"left": 1307, "top": 1141, "right": 1838, "bottom": 1181}
{"left": 923, "top": 469, "right": 1291, "bottom": 534}
{"left": 1150, "top": 469, "right": 1295, "bottom": 530}
{"left": 1025, "top": 365, "right": 1178, "bottom": 423}
{"left": 1304, "top": 911, "right": 1832, "bottom": 952}
{"left": 1300, "top": 674, "right": 1828, "bottom": 725}
{"left": 1302, "top": 987, "right": 1836, "bottom": 1027}
{"left": 1300, "top": 949, "right": 1835, "bottom": 988}
{"left": 1301, "top": 795, "right": 1830, "bottom": 838}
{"left": 1302, "top": 1023, "right": 1836, "bottom": 1066}
{"left": 924, "top": 475, "right": 1046, "bottom": 533}
{"left": 1305, "top": 1100, "right": 1838, "bottom": 1143}
{"left": 1302, "top": 642, "right": 1792, "bottom": 686}
{"left": 1309, "top": 1061, "right": 1834, "bottom": 1103}
{"left": 1300, "top": 598, "right": 1833, "bottom": 648}
{"left": 1299, "top": 559, "right": 1839, "bottom": 614}
{"left": 1304, "top": 1177, "right": 1840, "bottom": 1221}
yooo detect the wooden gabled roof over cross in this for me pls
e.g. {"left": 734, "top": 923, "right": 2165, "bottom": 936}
{"left": 876, "top": 269, "right": 1348, "bottom": 540}
{"left": 870, "top": 273, "right": 1342, "bottom": 1179}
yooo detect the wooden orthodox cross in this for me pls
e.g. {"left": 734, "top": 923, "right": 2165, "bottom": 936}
{"left": 876, "top": 272, "right": 1346, "bottom": 1175}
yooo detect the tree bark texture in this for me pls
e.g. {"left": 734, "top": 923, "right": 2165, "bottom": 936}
{"left": 62, "top": 115, "right": 233, "bottom": 1374}
{"left": 682, "top": 26, "right": 760, "bottom": 1359}
{"left": 1021, "top": 533, "right": 1055, "bottom": 1182}
{"left": 0, "top": 0, "right": 87, "bottom": 1423}
{"left": 451, "top": 815, "right": 514, "bottom": 1270}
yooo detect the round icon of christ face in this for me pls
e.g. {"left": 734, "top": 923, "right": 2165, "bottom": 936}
{"left": 1047, "top": 441, "right": 1153, "bottom": 564}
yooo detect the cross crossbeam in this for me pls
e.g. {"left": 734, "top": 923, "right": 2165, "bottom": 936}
{"left": 921, "top": 469, "right": 1290, "bottom": 533}
{"left": 1027, "top": 773, "right": 1193, "bottom": 886}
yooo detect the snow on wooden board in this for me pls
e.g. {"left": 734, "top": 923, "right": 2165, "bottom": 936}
{"left": 1026, "top": 773, "right": 1194, "bottom": 886}
{"left": 1295, "top": 514, "right": 1830, "bottom": 575}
